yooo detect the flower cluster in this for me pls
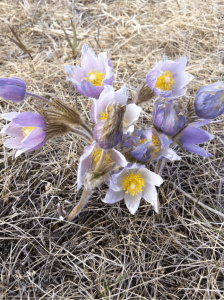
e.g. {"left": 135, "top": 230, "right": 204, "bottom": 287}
{"left": 1, "top": 43, "right": 221, "bottom": 221}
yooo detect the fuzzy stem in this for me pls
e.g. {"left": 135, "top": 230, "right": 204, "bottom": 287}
{"left": 26, "top": 91, "right": 51, "bottom": 103}
{"left": 169, "top": 181, "right": 224, "bottom": 219}
{"left": 80, "top": 122, "right": 93, "bottom": 137}
{"left": 70, "top": 127, "right": 93, "bottom": 142}
{"left": 94, "top": 149, "right": 107, "bottom": 173}
{"left": 68, "top": 186, "right": 92, "bottom": 221}
{"left": 155, "top": 158, "right": 167, "bottom": 175}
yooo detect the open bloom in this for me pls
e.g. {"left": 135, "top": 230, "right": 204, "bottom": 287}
{"left": 129, "top": 128, "right": 181, "bottom": 162}
{"left": 194, "top": 82, "right": 224, "bottom": 119}
{"left": 0, "top": 77, "right": 26, "bottom": 102}
{"left": 63, "top": 44, "right": 113, "bottom": 99}
{"left": 153, "top": 98, "right": 186, "bottom": 136}
{"left": 175, "top": 119, "right": 214, "bottom": 157}
{"left": 103, "top": 163, "right": 163, "bottom": 214}
{"left": 146, "top": 56, "right": 193, "bottom": 98}
{"left": 91, "top": 84, "right": 142, "bottom": 133}
{"left": 77, "top": 141, "right": 127, "bottom": 191}
{"left": 1, "top": 112, "right": 46, "bottom": 157}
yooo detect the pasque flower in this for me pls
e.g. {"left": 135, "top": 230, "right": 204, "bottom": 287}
{"left": 0, "top": 77, "right": 26, "bottom": 102}
{"left": 194, "top": 82, "right": 224, "bottom": 119}
{"left": 91, "top": 84, "right": 142, "bottom": 134}
{"left": 146, "top": 56, "right": 193, "bottom": 98}
{"left": 130, "top": 128, "right": 181, "bottom": 162}
{"left": 77, "top": 141, "right": 127, "bottom": 191}
{"left": 153, "top": 98, "right": 186, "bottom": 136}
{"left": 103, "top": 163, "right": 163, "bottom": 214}
{"left": 174, "top": 119, "right": 214, "bottom": 157}
{"left": 1, "top": 112, "right": 46, "bottom": 157}
{"left": 63, "top": 44, "right": 113, "bottom": 99}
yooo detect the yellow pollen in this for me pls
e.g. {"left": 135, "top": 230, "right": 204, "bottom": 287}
{"left": 151, "top": 134, "right": 161, "bottom": 158}
{"left": 138, "top": 138, "right": 148, "bottom": 146}
{"left": 85, "top": 69, "right": 105, "bottom": 86}
{"left": 155, "top": 70, "right": 174, "bottom": 91}
{"left": 22, "top": 126, "right": 35, "bottom": 137}
{"left": 122, "top": 172, "right": 145, "bottom": 196}
{"left": 92, "top": 149, "right": 112, "bottom": 164}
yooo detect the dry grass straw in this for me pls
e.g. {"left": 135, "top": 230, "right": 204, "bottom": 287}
{"left": 0, "top": 0, "right": 224, "bottom": 299}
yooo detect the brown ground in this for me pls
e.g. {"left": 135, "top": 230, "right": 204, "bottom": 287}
{"left": 0, "top": 0, "right": 224, "bottom": 299}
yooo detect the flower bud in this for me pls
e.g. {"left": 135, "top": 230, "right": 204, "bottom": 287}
{"left": 0, "top": 77, "right": 26, "bottom": 102}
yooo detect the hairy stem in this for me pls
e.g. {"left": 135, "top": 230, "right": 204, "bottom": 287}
{"left": 170, "top": 181, "right": 224, "bottom": 219}
{"left": 80, "top": 122, "right": 93, "bottom": 137}
{"left": 70, "top": 127, "right": 93, "bottom": 142}
{"left": 68, "top": 186, "right": 92, "bottom": 221}
{"left": 26, "top": 91, "right": 51, "bottom": 103}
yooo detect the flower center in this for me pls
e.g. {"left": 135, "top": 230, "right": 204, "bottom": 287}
{"left": 138, "top": 138, "right": 148, "bottom": 145}
{"left": 122, "top": 172, "right": 145, "bottom": 196}
{"left": 85, "top": 69, "right": 105, "bottom": 86}
{"left": 92, "top": 149, "right": 112, "bottom": 164}
{"left": 155, "top": 71, "right": 174, "bottom": 91}
{"left": 151, "top": 134, "right": 161, "bottom": 158}
{"left": 22, "top": 126, "right": 35, "bottom": 137}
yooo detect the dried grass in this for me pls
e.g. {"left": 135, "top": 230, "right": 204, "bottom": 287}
{"left": 0, "top": 0, "right": 224, "bottom": 299}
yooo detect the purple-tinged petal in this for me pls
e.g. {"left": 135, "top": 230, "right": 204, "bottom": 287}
{"left": 142, "top": 183, "right": 159, "bottom": 213}
{"left": 95, "top": 85, "right": 114, "bottom": 122}
{"left": 182, "top": 143, "right": 212, "bottom": 157}
{"left": 25, "top": 139, "right": 47, "bottom": 152}
{"left": 156, "top": 147, "right": 181, "bottom": 161}
{"left": 109, "top": 149, "right": 128, "bottom": 167}
{"left": 4, "top": 137, "right": 23, "bottom": 149}
{"left": 179, "top": 126, "right": 214, "bottom": 144}
{"left": 77, "top": 142, "right": 96, "bottom": 191}
{"left": 146, "top": 70, "right": 161, "bottom": 89}
{"left": 194, "top": 82, "right": 224, "bottom": 119}
{"left": 1, "top": 112, "right": 20, "bottom": 121}
{"left": 191, "top": 119, "right": 212, "bottom": 127}
{"left": 168, "top": 88, "right": 186, "bottom": 98}
{"left": 172, "top": 72, "right": 193, "bottom": 89}
{"left": 167, "top": 56, "right": 187, "bottom": 73}
{"left": 131, "top": 141, "right": 150, "bottom": 162}
{"left": 0, "top": 77, "right": 26, "bottom": 102}
{"left": 124, "top": 192, "right": 142, "bottom": 215}
{"left": 103, "top": 189, "right": 125, "bottom": 204}
{"left": 13, "top": 112, "right": 45, "bottom": 128}
{"left": 63, "top": 65, "right": 86, "bottom": 84}
{"left": 21, "top": 127, "right": 46, "bottom": 149}
{"left": 91, "top": 100, "right": 97, "bottom": 123}
{"left": 1, "top": 122, "right": 23, "bottom": 138}
{"left": 114, "top": 83, "right": 128, "bottom": 106}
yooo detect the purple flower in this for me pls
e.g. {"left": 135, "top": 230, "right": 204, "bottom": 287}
{"left": 91, "top": 84, "right": 142, "bottom": 133}
{"left": 1, "top": 112, "right": 46, "bottom": 157}
{"left": 63, "top": 44, "right": 113, "bottom": 99}
{"left": 0, "top": 77, "right": 26, "bottom": 102}
{"left": 153, "top": 98, "right": 186, "bottom": 136}
{"left": 146, "top": 56, "right": 193, "bottom": 98}
{"left": 194, "top": 82, "right": 224, "bottom": 119}
{"left": 130, "top": 128, "right": 181, "bottom": 162}
{"left": 77, "top": 141, "right": 127, "bottom": 191}
{"left": 177, "top": 119, "right": 214, "bottom": 157}
{"left": 103, "top": 163, "right": 163, "bottom": 214}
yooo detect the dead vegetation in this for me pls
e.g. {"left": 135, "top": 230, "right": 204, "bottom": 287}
{"left": 0, "top": 0, "right": 224, "bottom": 299}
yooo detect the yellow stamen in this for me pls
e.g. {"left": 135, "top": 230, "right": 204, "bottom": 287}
{"left": 155, "top": 70, "right": 174, "bottom": 91}
{"left": 85, "top": 69, "right": 105, "bottom": 86}
{"left": 151, "top": 134, "right": 161, "bottom": 158}
{"left": 92, "top": 149, "right": 112, "bottom": 164}
{"left": 138, "top": 138, "right": 148, "bottom": 146}
{"left": 22, "top": 126, "right": 35, "bottom": 137}
{"left": 122, "top": 172, "right": 145, "bottom": 196}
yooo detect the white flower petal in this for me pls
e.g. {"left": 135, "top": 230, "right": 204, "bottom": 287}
{"left": 142, "top": 183, "right": 159, "bottom": 213}
{"left": 109, "top": 149, "right": 127, "bottom": 167}
{"left": 103, "top": 189, "right": 125, "bottom": 204}
{"left": 124, "top": 192, "right": 142, "bottom": 215}
{"left": 137, "top": 167, "right": 163, "bottom": 187}
{"left": 124, "top": 104, "right": 142, "bottom": 127}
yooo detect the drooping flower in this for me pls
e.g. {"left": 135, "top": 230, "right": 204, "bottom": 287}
{"left": 77, "top": 141, "right": 128, "bottom": 191}
{"left": 1, "top": 112, "right": 46, "bottom": 157}
{"left": 153, "top": 98, "right": 186, "bottom": 136}
{"left": 174, "top": 119, "right": 214, "bottom": 157}
{"left": 194, "top": 82, "right": 224, "bottom": 119}
{"left": 0, "top": 77, "right": 26, "bottom": 102}
{"left": 103, "top": 163, "right": 163, "bottom": 214}
{"left": 129, "top": 128, "right": 181, "bottom": 162}
{"left": 63, "top": 44, "right": 113, "bottom": 99}
{"left": 91, "top": 84, "right": 142, "bottom": 134}
{"left": 146, "top": 56, "right": 194, "bottom": 98}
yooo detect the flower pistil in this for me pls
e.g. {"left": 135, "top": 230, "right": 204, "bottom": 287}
{"left": 85, "top": 69, "right": 105, "bottom": 86}
{"left": 155, "top": 71, "right": 174, "bottom": 91}
{"left": 122, "top": 172, "right": 145, "bottom": 196}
